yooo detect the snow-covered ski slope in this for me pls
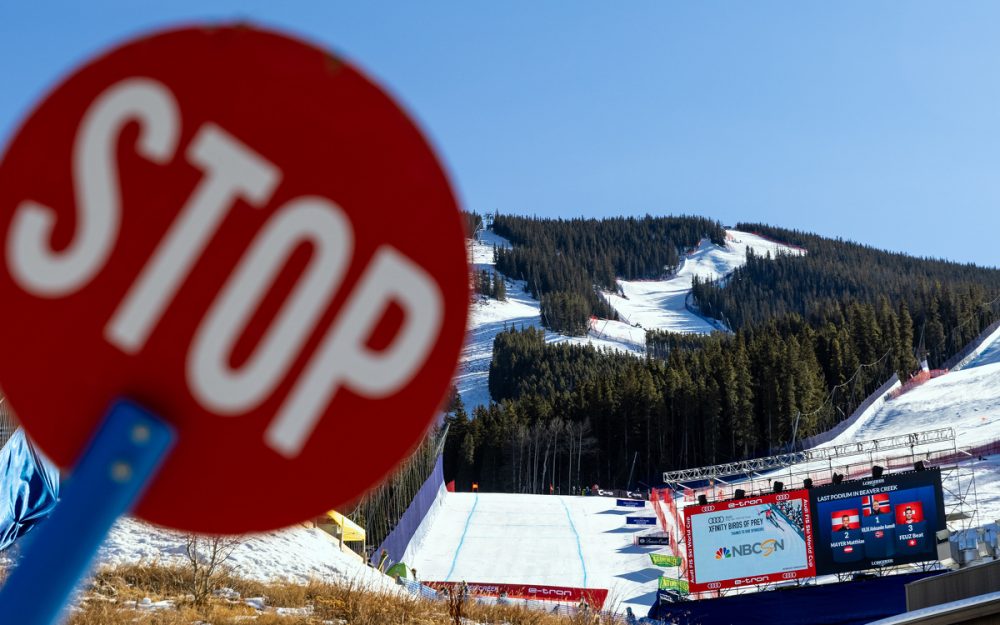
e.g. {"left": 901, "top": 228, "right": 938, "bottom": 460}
{"left": 406, "top": 492, "right": 668, "bottom": 615}
{"left": 599, "top": 231, "right": 804, "bottom": 337}
{"left": 458, "top": 228, "right": 803, "bottom": 410}
{"left": 828, "top": 357, "right": 1000, "bottom": 449}
{"left": 724, "top": 326, "right": 1000, "bottom": 523}
{"left": 457, "top": 229, "right": 645, "bottom": 410}
{"left": 823, "top": 328, "right": 1000, "bottom": 523}
{"left": 411, "top": 322, "right": 1000, "bottom": 618}
{"left": 97, "top": 517, "right": 397, "bottom": 591}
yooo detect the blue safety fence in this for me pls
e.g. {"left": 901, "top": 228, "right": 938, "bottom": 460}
{"left": 397, "top": 576, "right": 442, "bottom": 601}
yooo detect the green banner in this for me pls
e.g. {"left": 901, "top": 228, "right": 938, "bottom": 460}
{"left": 649, "top": 553, "right": 682, "bottom": 567}
{"left": 386, "top": 562, "right": 409, "bottom": 579}
{"left": 658, "top": 576, "right": 689, "bottom": 594}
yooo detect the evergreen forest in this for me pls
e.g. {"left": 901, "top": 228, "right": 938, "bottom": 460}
{"left": 491, "top": 214, "right": 725, "bottom": 334}
{"left": 443, "top": 216, "right": 1000, "bottom": 494}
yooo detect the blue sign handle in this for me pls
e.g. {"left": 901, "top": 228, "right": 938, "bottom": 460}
{"left": 0, "top": 399, "right": 175, "bottom": 625}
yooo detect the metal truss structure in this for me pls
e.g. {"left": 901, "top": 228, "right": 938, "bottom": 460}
{"left": 662, "top": 427, "right": 956, "bottom": 484}
{"left": 941, "top": 461, "right": 982, "bottom": 534}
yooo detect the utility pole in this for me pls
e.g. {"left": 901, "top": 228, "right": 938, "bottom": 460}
{"left": 626, "top": 451, "right": 638, "bottom": 490}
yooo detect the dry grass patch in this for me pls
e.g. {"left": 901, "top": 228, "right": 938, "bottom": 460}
{"left": 68, "top": 563, "right": 600, "bottom": 625}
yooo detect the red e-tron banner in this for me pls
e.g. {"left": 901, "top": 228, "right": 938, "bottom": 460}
{"left": 684, "top": 490, "right": 815, "bottom": 593}
{"left": 425, "top": 582, "right": 608, "bottom": 609}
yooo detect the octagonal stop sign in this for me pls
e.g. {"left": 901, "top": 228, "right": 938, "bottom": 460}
{"left": 0, "top": 26, "right": 469, "bottom": 534}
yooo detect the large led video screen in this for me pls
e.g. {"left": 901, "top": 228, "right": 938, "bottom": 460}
{"left": 809, "top": 469, "right": 945, "bottom": 575}
{"left": 684, "top": 490, "right": 816, "bottom": 592}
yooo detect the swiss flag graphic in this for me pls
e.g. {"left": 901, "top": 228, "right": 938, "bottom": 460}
{"left": 895, "top": 502, "right": 924, "bottom": 525}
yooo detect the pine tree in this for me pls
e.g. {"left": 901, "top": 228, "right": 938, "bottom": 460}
{"left": 925, "top": 295, "right": 947, "bottom": 366}
{"left": 731, "top": 337, "right": 757, "bottom": 457}
{"left": 897, "top": 302, "right": 919, "bottom": 377}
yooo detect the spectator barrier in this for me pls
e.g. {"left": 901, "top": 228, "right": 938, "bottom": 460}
{"left": 375, "top": 455, "right": 445, "bottom": 569}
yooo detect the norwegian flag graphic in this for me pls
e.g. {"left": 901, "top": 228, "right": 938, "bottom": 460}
{"left": 862, "top": 493, "right": 890, "bottom": 517}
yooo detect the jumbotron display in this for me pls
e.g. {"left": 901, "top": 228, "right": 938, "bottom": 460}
{"left": 684, "top": 490, "right": 816, "bottom": 592}
{"left": 809, "top": 468, "right": 945, "bottom": 575}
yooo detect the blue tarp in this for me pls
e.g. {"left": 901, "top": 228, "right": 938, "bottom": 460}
{"left": 375, "top": 455, "right": 444, "bottom": 567}
{"left": 0, "top": 429, "right": 60, "bottom": 551}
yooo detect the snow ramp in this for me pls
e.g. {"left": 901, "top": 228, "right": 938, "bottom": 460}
{"left": 406, "top": 492, "right": 671, "bottom": 614}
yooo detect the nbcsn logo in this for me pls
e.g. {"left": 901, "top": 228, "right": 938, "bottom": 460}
{"left": 714, "top": 547, "right": 733, "bottom": 560}
{"left": 715, "top": 539, "right": 783, "bottom": 560}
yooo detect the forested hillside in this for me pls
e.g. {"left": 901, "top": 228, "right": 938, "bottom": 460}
{"left": 443, "top": 220, "right": 1000, "bottom": 493}
{"left": 693, "top": 223, "right": 1000, "bottom": 366}
{"left": 464, "top": 211, "right": 483, "bottom": 238}
{"left": 491, "top": 214, "right": 724, "bottom": 333}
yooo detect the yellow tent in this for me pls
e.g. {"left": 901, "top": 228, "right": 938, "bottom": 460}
{"left": 323, "top": 510, "right": 366, "bottom": 542}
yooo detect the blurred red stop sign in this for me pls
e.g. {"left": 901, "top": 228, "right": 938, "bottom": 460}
{"left": 0, "top": 26, "right": 468, "bottom": 533}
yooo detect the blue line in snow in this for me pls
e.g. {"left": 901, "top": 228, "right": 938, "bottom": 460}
{"left": 446, "top": 493, "right": 478, "bottom": 581}
{"left": 560, "top": 499, "right": 588, "bottom": 588}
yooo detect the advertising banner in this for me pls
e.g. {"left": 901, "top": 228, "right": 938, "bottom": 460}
{"left": 684, "top": 490, "right": 815, "bottom": 592}
{"left": 650, "top": 553, "right": 683, "bottom": 567}
{"left": 595, "top": 489, "right": 646, "bottom": 499}
{"left": 626, "top": 516, "right": 658, "bottom": 525}
{"left": 657, "top": 589, "right": 684, "bottom": 604}
{"left": 658, "top": 576, "right": 689, "bottom": 593}
{"left": 809, "top": 469, "right": 945, "bottom": 575}
{"left": 617, "top": 498, "right": 646, "bottom": 508}
{"left": 424, "top": 582, "right": 608, "bottom": 609}
{"left": 637, "top": 535, "right": 672, "bottom": 546}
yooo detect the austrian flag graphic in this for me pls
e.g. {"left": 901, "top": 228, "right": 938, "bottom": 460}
{"left": 831, "top": 509, "right": 860, "bottom": 531}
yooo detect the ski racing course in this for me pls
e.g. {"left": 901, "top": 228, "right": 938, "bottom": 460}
{"left": 599, "top": 230, "right": 804, "bottom": 338}
{"left": 653, "top": 322, "right": 1000, "bottom": 581}
{"left": 458, "top": 228, "right": 804, "bottom": 411}
{"left": 839, "top": 324, "right": 1000, "bottom": 521}
{"left": 457, "top": 229, "right": 646, "bottom": 411}
{"left": 408, "top": 323, "right": 1000, "bottom": 616}
{"left": 798, "top": 323, "right": 1000, "bottom": 522}
{"left": 405, "top": 492, "right": 669, "bottom": 615}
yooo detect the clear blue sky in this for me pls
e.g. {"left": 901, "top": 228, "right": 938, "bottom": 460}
{"left": 2, "top": 2, "right": 999, "bottom": 267}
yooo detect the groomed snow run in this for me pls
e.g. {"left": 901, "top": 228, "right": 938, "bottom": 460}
{"left": 599, "top": 230, "right": 804, "bottom": 338}
{"left": 458, "top": 228, "right": 803, "bottom": 411}
{"left": 457, "top": 229, "right": 645, "bottom": 411}
{"left": 406, "top": 492, "right": 668, "bottom": 616}
{"left": 98, "top": 517, "right": 398, "bottom": 593}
